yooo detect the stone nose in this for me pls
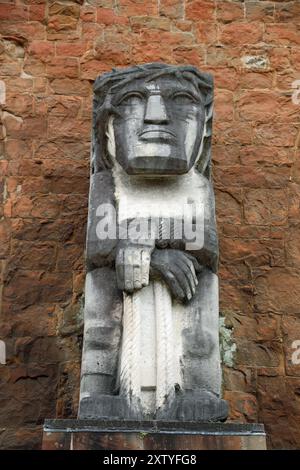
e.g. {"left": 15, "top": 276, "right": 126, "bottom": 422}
{"left": 144, "top": 94, "right": 169, "bottom": 124}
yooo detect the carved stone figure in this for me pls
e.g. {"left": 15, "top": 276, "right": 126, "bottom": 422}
{"left": 79, "top": 63, "right": 228, "bottom": 422}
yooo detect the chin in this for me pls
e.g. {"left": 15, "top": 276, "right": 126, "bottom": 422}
{"left": 124, "top": 155, "right": 190, "bottom": 176}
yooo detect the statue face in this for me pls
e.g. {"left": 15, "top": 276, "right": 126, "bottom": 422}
{"left": 111, "top": 76, "right": 205, "bottom": 175}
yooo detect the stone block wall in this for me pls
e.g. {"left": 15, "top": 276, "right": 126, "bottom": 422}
{"left": 0, "top": 0, "right": 299, "bottom": 449}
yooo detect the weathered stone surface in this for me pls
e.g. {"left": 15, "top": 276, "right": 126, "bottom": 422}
{"left": 254, "top": 268, "right": 300, "bottom": 315}
{"left": 0, "top": 0, "right": 299, "bottom": 450}
{"left": 42, "top": 420, "right": 267, "bottom": 450}
{"left": 257, "top": 376, "right": 300, "bottom": 449}
{"left": 79, "top": 63, "right": 227, "bottom": 423}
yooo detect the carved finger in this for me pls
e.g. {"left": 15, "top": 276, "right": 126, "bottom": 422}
{"left": 175, "top": 260, "right": 196, "bottom": 295}
{"left": 132, "top": 249, "right": 142, "bottom": 290}
{"left": 124, "top": 250, "right": 134, "bottom": 292}
{"left": 179, "top": 254, "right": 198, "bottom": 287}
{"left": 141, "top": 250, "right": 150, "bottom": 286}
{"left": 170, "top": 265, "right": 192, "bottom": 301}
{"left": 163, "top": 271, "right": 185, "bottom": 301}
{"left": 184, "top": 252, "right": 203, "bottom": 273}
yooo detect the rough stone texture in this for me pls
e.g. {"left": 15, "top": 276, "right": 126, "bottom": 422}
{"left": 42, "top": 419, "right": 267, "bottom": 450}
{"left": 0, "top": 0, "right": 299, "bottom": 450}
{"left": 78, "top": 63, "right": 227, "bottom": 423}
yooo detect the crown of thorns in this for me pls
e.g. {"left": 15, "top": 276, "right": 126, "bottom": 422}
{"left": 93, "top": 63, "right": 213, "bottom": 120}
{"left": 92, "top": 63, "right": 214, "bottom": 173}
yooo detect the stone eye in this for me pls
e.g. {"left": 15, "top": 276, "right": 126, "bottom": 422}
{"left": 117, "top": 92, "right": 144, "bottom": 106}
{"left": 172, "top": 92, "right": 197, "bottom": 105}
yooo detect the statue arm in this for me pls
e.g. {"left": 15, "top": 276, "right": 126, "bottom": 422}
{"left": 86, "top": 170, "right": 118, "bottom": 271}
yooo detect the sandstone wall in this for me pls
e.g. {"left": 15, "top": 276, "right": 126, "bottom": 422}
{"left": 0, "top": 0, "right": 299, "bottom": 449}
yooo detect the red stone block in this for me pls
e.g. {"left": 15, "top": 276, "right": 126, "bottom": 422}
{"left": 0, "top": 219, "right": 10, "bottom": 258}
{"left": 8, "top": 160, "right": 42, "bottom": 177}
{"left": 0, "top": 20, "right": 46, "bottom": 40}
{"left": 56, "top": 243, "right": 85, "bottom": 272}
{"left": 225, "top": 391, "right": 258, "bottom": 423}
{"left": 3, "top": 114, "right": 47, "bottom": 140}
{"left": 0, "top": 4, "right": 28, "bottom": 21}
{"left": 159, "top": 0, "right": 184, "bottom": 19}
{"left": 48, "top": 2, "right": 80, "bottom": 19}
{"left": 244, "top": 188, "right": 288, "bottom": 226}
{"left": 291, "top": 49, "right": 300, "bottom": 71}
{"left": 239, "top": 145, "right": 293, "bottom": 167}
{"left": 80, "top": 6, "right": 96, "bottom": 23}
{"left": 238, "top": 72, "right": 273, "bottom": 90}
{"left": 213, "top": 67, "right": 239, "bottom": 91}
{"left": 56, "top": 41, "right": 90, "bottom": 57}
{"left": 130, "top": 16, "right": 171, "bottom": 32}
{"left": 206, "top": 45, "right": 241, "bottom": 67}
{"left": 276, "top": 69, "right": 300, "bottom": 90}
{"left": 214, "top": 121, "right": 253, "bottom": 146}
{"left": 23, "top": 57, "right": 46, "bottom": 77}
{"left": 275, "top": 2, "right": 300, "bottom": 23}
{"left": 196, "top": 22, "right": 218, "bottom": 44}
{"left": 48, "top": 116, "right": 91, "bottom": 140}
{"left": 10, "top": 240, "right": 57, "bottom": 271}
{"left": 4, "top": 94, "right": 33, "bottom": 117}
{"left": 10, "top": 217, "right": 77, "bottom": 243}
{"left": 46, "top": 57, "right": 79, "bottom": 79}
{"left": 223, "top": 366, "right": 256, "bottom": 394}
{"left": 214, "top": 166, "right": 291, "bottom": 188}
{"left": 258, "top": 376, "right": 300, "bottom": 449}
{"left": 28, "top": 4, "right": 46, "bottom": 21}
{"left": 237, "top": 91, "right": 299, "bottom": 124}
{"left": 48, "top": 78, "right": 91, "bottom": 96}
{"left": 288, "top": 183, "right": 300, "bottom": 224}
{"left": 94, "top": 41, "right": 131, "bottom": 65}
{"left": 220, "top": 237, "right": 285, "bottom": 268}
{"left": 81, "top": 22, "right": 104, "bottom": 40}
{"left": 172, "top": 46, "right": 205, "bottom": 68}
{"left": 173, "top": 20, "right": 193, "bottom": 32}
{"left": 215, "top": 188, "right": 242, "bottom": 224}
{"left": 96, "top": 8, "right": 129, "bottom": 25}
{"left": 265, "top": 24, "right": 300, "bottom": 46}
{"left": 220, "top": 23, "right": 264, "bottom": 46}
{"left": 185, "top": 0, "right": 215, "bottom": 21}
{"left": 269, "top": 46, "right": 291, "bottom": 70}
{"left": 253, "top": 123, "right": 299, "bottom": 147}
{"left": 4, "top": 270, "right": 73, "bottom": 305}
{"left": 0, "top": 426, "right": 42, "bottom": 450}
{"left": 214, "top": 90, "right": 234, "bottom": 121}
{"left": 245, "top": 2, "right": 275, "bottom": 22}
{"left": 5, "top": 139, "right": 32, "bottom": 160}
{"left": 80, "top": 58, "right": 111, "bottom": 80}
{"left": 4, "top": 78, "right": 33, "bottom": 94}
{"left": 217, "top": 1, "right": 244, "bottom": 23}
{"left": 118, "top": 0, "right": 158, "bottom": 16}
{"left": 46, "top": 95, "right": 82, "bottom": 117}
{"left": 27, "top": 41, "right": 55, "bottom": 61}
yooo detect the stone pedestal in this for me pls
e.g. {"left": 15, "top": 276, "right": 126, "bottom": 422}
{"left": 42, "top": 420, "right": 266, "bottom": 450}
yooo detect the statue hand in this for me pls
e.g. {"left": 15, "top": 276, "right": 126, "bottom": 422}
{"left": 116, "top": 242, "right": 152, "bottom": 293}
{"left": 150, "top": 249, "right": 202, "bottom": 302}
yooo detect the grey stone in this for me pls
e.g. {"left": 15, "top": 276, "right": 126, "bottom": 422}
{"left": 79, "top": 63, "right": 228, "bottom": 422}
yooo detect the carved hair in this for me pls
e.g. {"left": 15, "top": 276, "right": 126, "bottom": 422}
{"left": 92, "top": 63, "right": 214, "bottom": 179}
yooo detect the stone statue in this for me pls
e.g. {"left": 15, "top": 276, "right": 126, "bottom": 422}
{"left": 79, "top": 63, "right": 228, "bottom": 422}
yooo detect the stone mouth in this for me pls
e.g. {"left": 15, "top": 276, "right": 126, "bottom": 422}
{"left": 139, "top": 128, "right": 176, "bottom": 142}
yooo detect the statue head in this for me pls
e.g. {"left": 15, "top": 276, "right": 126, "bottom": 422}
{"left": 93, "top": 63, "right": 213, "bottom": 178}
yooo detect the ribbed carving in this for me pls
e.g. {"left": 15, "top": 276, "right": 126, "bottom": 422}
{"left": 119, "top": 292, "right": 141, "bottom": 401}
{"left": 154, "top": 280, "right": 175, "bottom": 410}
